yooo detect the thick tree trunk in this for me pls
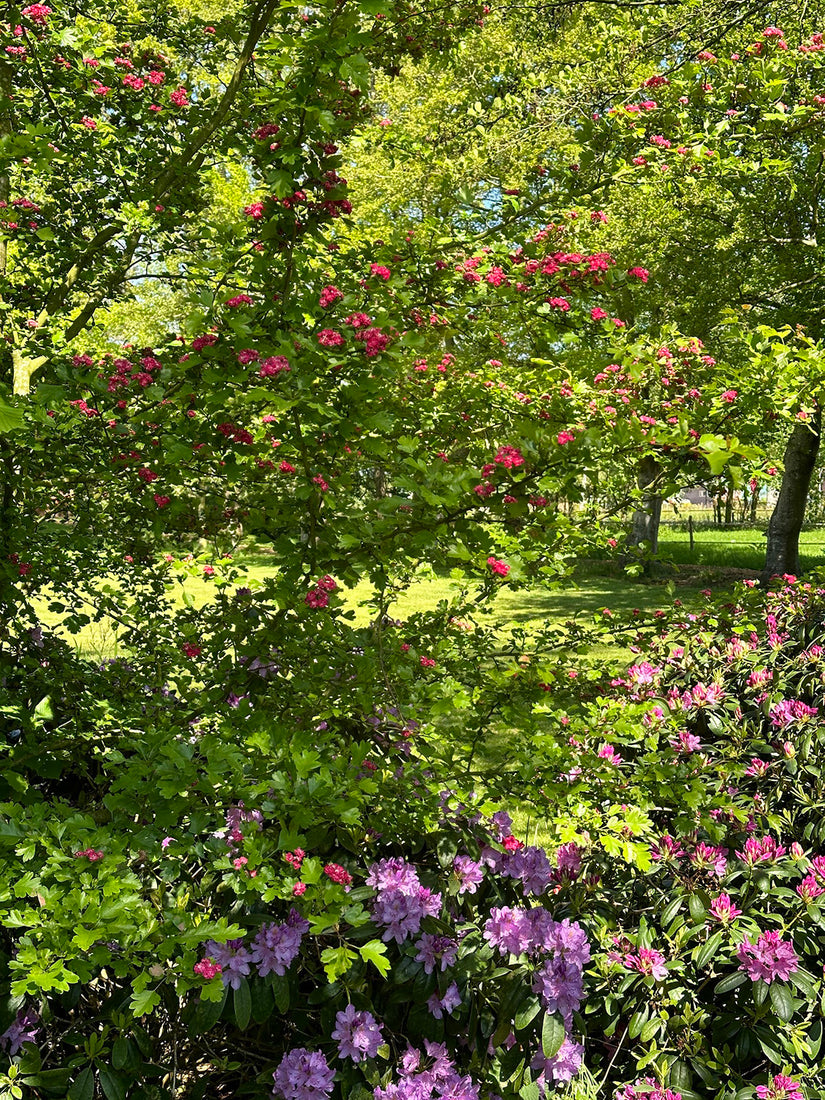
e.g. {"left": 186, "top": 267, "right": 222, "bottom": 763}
{"left": 764, "top": 411, "right": 822, "bottom": 578}
{"left": 628, "top": 455, "right": 663, "bottom": 556}
{"left": 724, "top": 486, "right": 734, "bottom": 525}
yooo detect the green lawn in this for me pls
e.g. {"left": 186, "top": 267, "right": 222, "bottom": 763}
{"left": 656, "top": 523, "right": 825, "bottom": 572}
{"left": 36, "top": 549, "right": 707, "bottom": 662}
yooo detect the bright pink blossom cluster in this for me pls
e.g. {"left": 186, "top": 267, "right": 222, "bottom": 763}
{"left": 305, "top": 575, "right": 337, "bottom": 609}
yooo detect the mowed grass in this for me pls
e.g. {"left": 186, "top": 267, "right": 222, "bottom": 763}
{"left": 38, "top": 521, "right": 819, "bottom": 659}
{"left": 36, "top": 552, "right": 707, "bottom": 662}
{"left": 657, "top": 524, "right": 825, "bottom": 572}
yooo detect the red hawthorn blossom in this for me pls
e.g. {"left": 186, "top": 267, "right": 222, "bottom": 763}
{"left": 323, "top": 863, "right": 353, "bottom": 885}
{"left": 317, "top": 329, "right": 345, "bottom": 347}
{"left": 259, "top": 356, "right": 290, "bottom": 377}
{"left": 319, "top": 285, "right": 344, "bottom": 307}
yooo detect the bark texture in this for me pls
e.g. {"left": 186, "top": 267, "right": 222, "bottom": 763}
{"left": 628, "top": 454, "right": 663, "bottom": 556}
{"left": 764, "top": 411, "right": 822, "bottom": 578}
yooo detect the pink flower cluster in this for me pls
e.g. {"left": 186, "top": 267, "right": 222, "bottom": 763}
{"left": 74, "top": 848, "right": 104, "bottom": 861}
{"left": 305, "top": 575, "right": 337, "bottom": 609}
{"left": 736, "top": 929, "right": 799, "bottom": 984}
{"left": 487, "top": 556, "right": 510, "bottom": 577}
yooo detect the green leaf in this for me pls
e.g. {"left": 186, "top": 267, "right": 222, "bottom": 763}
{"left": 715, "top": 972, "right": 747, "bottom": 995}
{"left": 98, "top": 1066, "right": 126, "bottom": 1100}
{"left": 129, "top": 987, "right": 161, "bottom": 1016}
{"left": 234, "top": 979, "right": 252, "bottom": 1030}
{"left": 514, "top": 994, "right": 541, "bottom": 1031}
{"left": 359, "top": 939, "right": 391, "bottom": 977}
{"left": 111, "top": 1038, "right": 130, "bottom": 1072}
{"left": 31, "top": 695, "right": 53, "bottom": 722}
{"left": 68, "top": 1067, "right": 94, "bottom": 1100}
{"left": 0, "top": 402, "right": 24, "bottom": 433}
{"left": 693, "top": 930, "right": 724, "bottom": 969}
{"left": 768, "top": 981, "right": 794, "bottom": 1022}
{"left": 320, "top": 946, "right": 357, "bottom": 984}
{"left": 541, "top": 1012, "right": 565, "bottom": 1059}
{"left": 688, "top": 894, "right": 707, "bottom": 924}
{"left": 271, "top": 973, "right": 290, "bottom": 1013}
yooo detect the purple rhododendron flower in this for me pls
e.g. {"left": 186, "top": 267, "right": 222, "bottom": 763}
{"left": 533, "top": 956, "right": 584, "bottom": 1022}
{"left": 483, "top": 906, "right": 533, "bottom": 955}
{"left": 531, "top": 1037, "right": 583, "bottom": 1089}
{"left": 273, "top": 1048, "right": 335, "bottom": 1100}
{"left": 251, "top": 909, "right": 309, "bottom": 977}
{"left": 770, "top": 699, "right": 818, "bottom": 728}
{"left": 616, "top": 1078, "right": 682, "bottom": 1100}
{"left": 737, "top": 930, "right": 799, "bottom": 984}
{"left": 453, "top": 855, "right": 484, "bottom": 894}
{"left": 428, "top": 982, "right": 462, "bottom": 1019}
{"left": 626, "top": 948, "right": 667, "bottom": 980}
{"left": 736, "top": 836, "right": 786, "bottom": 865}
{"left": 374, "top": 1040, "right": 480, "bottom": 1100}
{"left": 0, "top": 1008, "right": 39, "bottom": 1055}
{"left": 415, "top": 933, "right": 458, "bottom": 974}
{"left": 331, "top": 1004, "right": 383, "bottom": 1063}
{"left": 368, "top": 858, "right": 443, "bottom": 943}
{"left": 203, "top": 938, "right": 252, "bottom": 989}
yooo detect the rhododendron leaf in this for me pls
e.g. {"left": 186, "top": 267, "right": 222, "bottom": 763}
{"left": 661, "top": 897, "right": 683, "bottom": 930}
{"left": 68, "top": 1066, "right": 94, "bottom": 1100}
{"left": 714, "top": 972, "right": 747, "bottom": 995}
{"left": 541, "top": 1011, "right": 564, "bottom": 1059}
{"left": 628, "top": 1008, "right": 649, "bottom": 1039}
{"left": 693, "top": 930, "right": 724, "bottom": 969}
{"left": 514, "top": 994, "right": 541, "bottom": 1031}
{"left": 640, "top": 1017, "right": 662, "bottom": 1043}
{"left": 755, "top": 1029, "right": 783, "bottom": 1065}
{"left": 789, "top": 969, "right": 816, "bottom": 998}
{"left": 753, "top": 979, "right": 769, "bottom": 1007}
{"left": 233, "top": 979, "right": 252, "bottom": 1030}
{"left": 688, "top": 894, "right": 708, "bottom": 925}
{"left": 768, "top": 981, "right": 794, "bottom": 1022}
{"left": 98, "top": 1066, "right": 126, "bottom": 1100}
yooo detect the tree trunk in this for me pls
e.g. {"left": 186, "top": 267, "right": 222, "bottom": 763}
{"left": 750, "top": 484, "right": 759, "bottom": 523}
{"left": 628, "top": 455, "right": 663, "bottom": 556}
{"left": 764, "top": 411, "right": 822, "bottom": 578}
{"left": 724, "top": 485, "right": 734, "bottom": 525}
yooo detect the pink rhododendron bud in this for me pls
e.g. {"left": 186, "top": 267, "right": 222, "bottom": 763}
{"left": 709, "top": 893, "right": 743, "bottom": 924}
